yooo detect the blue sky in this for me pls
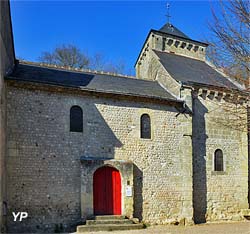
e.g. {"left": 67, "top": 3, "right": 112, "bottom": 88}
{"left": 10, "top": 1, "right": 219, "bottom": 75}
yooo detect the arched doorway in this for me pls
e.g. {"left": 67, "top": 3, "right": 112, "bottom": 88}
{"left": 93, "top": 166, "right": 121, "bottom": 215}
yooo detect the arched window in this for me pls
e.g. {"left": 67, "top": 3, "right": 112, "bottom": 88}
{"left": 214, "top": 149, "right": 223, "bottom": 171}
{"left": 70, "top": 106, "right": 83, "bottom": 132}
{"left": 140, "top": 114, "right": 151, "bottom": 139}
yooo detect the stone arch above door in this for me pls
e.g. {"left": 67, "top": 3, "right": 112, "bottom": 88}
{"left": 80, "top": 157, "right": 134, "bottom": 221}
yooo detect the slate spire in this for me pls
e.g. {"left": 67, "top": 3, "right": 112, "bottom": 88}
{"left": 161, "top": 3, "right": 189, "bottom": 39}
{"left": 159, "top": 23, "right": 190, "bottom": 40}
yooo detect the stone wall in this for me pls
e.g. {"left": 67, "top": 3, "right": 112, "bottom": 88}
{"left": 136, "top": 49, "right": 181, "bottom": 100}
{"left": 0, "top": 1, "right": 15, "bottom": 232}
{"left": 191, "top": 89, "right": 249, "bottom": 223}
{"left": 6, "top": 84, "right": 193, "bottom": 233}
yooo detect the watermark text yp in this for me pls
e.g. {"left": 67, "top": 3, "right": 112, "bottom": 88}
{"left": 12, "top": 212, "right": 28, "bottom": 221}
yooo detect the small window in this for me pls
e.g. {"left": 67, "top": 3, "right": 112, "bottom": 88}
{"left": 162, "top": 37, "right": 166, "bottom": 51}
{"left": 70, "top": 106, "right": 83, "bottom": 132}
{"left": 194, "top": 45, "right": 199, "bottom": 52}
{"left": 140, "top": 114, "right": 151, "bottom": 139}
{"left": 167, "top": 39, "right": 174, "bottom": 46}
{"left": 214, "top": 149, "right": 223, "bottom": 171}
{"left": 174, "top": 40, "right": 180, "bottom": 48}
{"left": 181, "top": 42, "right": 186, "bottom": 49}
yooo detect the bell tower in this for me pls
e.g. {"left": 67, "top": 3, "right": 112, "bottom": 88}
{"left": 153, "top": 23, "right": 207, "bottom": 60}
{"left": 135, "top": 9, "right": 208, "bottom": 80}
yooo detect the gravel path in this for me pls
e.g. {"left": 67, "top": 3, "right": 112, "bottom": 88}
{"left": 85, "top": 222, "right": 250, "bottom": 234}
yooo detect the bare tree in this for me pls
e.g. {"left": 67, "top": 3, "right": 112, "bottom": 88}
{"left": 206, "top": 0, "right": 250, "bottom": 149}
{"left": 207, "top": 0, "right": 250, "bottom": 89}
{"left": 104, "top": 59, "right": 127, "bottom": 75}
{"left": 39, "top": 44, "right": 90, "bottom": 69}
{"left": 38, "top": 45, "right": 130, "bottom": 75}
{"left": 89, "top": 53, "right": 106, "bottom": 71}
{"left": 89, "top": 53, "right": 129, "bottom": 75}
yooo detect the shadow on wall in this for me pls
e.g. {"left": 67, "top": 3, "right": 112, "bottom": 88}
{"left": 83, "top": 103, "right": 146, "bottom": 220}
{"left": 7, "top": 96, "right": 182, "bottom": 233}
{"left": 79, "top": 99, "right": 182, "bottom": 224}
{"left": 7, "top": 102, "right": 124, "bottom": 233}
{"left": 192, "top": 94, "right": 208, "bottom": 224}
{"left": 133, "top": 164, "right": 143, "bottom": 221}
{"left": 82, "top": 103, "right": 123, "bottom": 158}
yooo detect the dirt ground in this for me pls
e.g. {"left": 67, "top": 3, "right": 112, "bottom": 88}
{"left": 86, "top": 222, "right": 250, "bottom": 234}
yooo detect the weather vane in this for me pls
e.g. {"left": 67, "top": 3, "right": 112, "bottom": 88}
{"left": 166, "top": 3, "right": 171, "bottom": 24}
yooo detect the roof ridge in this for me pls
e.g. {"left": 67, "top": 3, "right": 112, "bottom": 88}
{"left": 18, "top": 60, "right": 136, "bottom": 79}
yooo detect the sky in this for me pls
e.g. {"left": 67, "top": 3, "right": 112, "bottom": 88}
{"left": 10, "top": 1, "right": 220, "bottom": 75}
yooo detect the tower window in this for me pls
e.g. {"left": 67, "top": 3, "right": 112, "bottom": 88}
{"left": 167, "top": 39, "right": 173, "bottom": 46}
{"left": 214, "top": 149, "right": 223, "bottom": 171}
{"left": 174, "top": 40, "right": 180, "bottom": 48}
{"left": 194, "top": 45, "right": 199, "bottom": 52}
{"left": 140, "top": 114, "right": 151, "bottom": 139}
{"left": 70, "top": 106, "right": 83, "bottom": 132}
{"left": 181, "top": 42, "right": 186, "bottom": 49}
{"left": 187, "top": 44, "right": 193, "bottom": 51}
{"left": 162, "top": 37, "right": 166, "bottom": 51}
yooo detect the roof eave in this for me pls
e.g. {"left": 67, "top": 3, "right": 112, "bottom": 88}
{"left": 151, "top": 29, "right": 209, "bottom": 47}
{"left": 181, "top": 81, "right": 246, "bottom": 95}
{"left": 5, "top": 75, "right": 184, "bottom": 105}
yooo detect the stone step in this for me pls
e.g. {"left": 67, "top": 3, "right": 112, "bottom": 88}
{"left": 77, "top": 223, "right": 144, "bottom": 232}
{"left": 92, "top": 215, "right": 126, "bottom": 220}
{"left": 86, "top": 219, "right": 134, "bottom": 225}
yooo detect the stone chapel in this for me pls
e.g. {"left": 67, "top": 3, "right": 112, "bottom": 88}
{"left": 0, "top": 1, "right": 249, "bottom": 233}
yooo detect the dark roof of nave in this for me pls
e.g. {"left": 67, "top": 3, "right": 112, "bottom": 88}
{"left": 153, "top": 50, "right": 239, "bottom": 90}
{"left": 6, "top": 62, "right": 181, "bottom": 103}
{"left": 159, "top": 23, "right": 190, "bottom": 40}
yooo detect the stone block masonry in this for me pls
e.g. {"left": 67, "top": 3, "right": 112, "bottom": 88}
{"left": 5, "top": 84, "right": 193, "bottom": 233}
{"left": 191, "top": 90, "right": 249, "bottom": 223}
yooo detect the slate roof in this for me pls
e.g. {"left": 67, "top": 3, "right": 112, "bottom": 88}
{"left": 153, "top": 50, "right": 238, "bottom": 89}
{"left": 159, "top": 23, "right": 190, "bottom": 40}
{"left": 6, "top": 63, "right": 180, "bottom": 102}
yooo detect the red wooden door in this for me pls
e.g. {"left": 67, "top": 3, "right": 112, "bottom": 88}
{"left": 93, "top": 166, "right": 121, "bottom": 215}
